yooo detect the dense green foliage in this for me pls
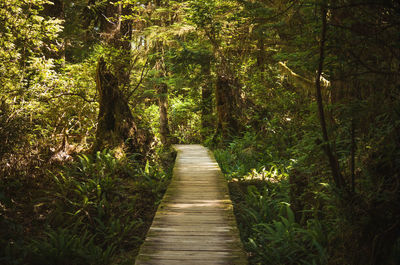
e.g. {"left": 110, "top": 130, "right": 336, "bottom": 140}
{"left": 1, "top": 0, "right": 399, "bottom": 264}
{"left": 1, "top": 148, "right": 174, "bottom": 264}
{"left": 216, "top": 141, "right": 329, "bottom": 265}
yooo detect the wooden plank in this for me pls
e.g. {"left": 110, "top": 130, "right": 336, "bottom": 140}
{"left": 138, "top": 250, "right": 245, "bottom": 257}
{"left": 136, "top": 255, "right": 246, "bottom": 265}
{"left": 136, "top": 257, "right": 246, "bottom": 264}
{"left": 148, "top": 225, "right": 233, "bottom": 232}
{"left": 135, "top": 144, "right": 248, "bottom": 265}
{"left": 145, "top": 236, "right": 238, "bottom": 243}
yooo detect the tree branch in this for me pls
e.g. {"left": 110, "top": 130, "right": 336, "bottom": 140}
{"left": 44, "top": 93, "right": 96, "bottom": 103}
{"left": 128, "top": 58, "right": 150, "bottom": 99}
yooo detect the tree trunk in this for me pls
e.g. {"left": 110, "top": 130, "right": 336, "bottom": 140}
{"left": 92, "top": 3, "right": 153, "bottom": 156}
{"left": 214, "top": 75, "right": 239, "bottom": 140}
{"left": 204, "top": 21, "right": 242, "bottom": 143}
{"left": 200, "top": 63, "right": 214, "bottom": 140}
{"left": 158, "top": 81, "right": 170, "bottom": 146}
{"left": 152, "top": 1, "right": 171, "bottom": 147}
{"left": 94, "top": 58, "right": 150, "bottom": 156}
{"left": 315, "top": 5, "right": 345, "bottom": 189}
{"left": 99, "top": 1, "right": 132, "bottom": 86}
{"left": 153, "top": 48, "right": 171, "bottom": 146}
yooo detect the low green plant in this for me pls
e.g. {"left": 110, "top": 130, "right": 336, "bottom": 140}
{"left": 214, "top": 137, "right": 328, "bottom": 265}
{"left": 94, "top": 216, "right": 143, "bottom": 248}
{"left": 232, "top": 181, "right": 328, "bottom": 265}
{"left": 48, "top": 150, "right": 133, "bottom": 225}
{"left": 247, "top": 206, "right": 327, "bottom": 265}
{"left": 213, "top": 132, "right": 286, "bottom": 181}
{"left": 27, "top": 228, "right": 115, "bottom": 265}
{"left": 32, "top": 148, "right": 173, "bottom": 264}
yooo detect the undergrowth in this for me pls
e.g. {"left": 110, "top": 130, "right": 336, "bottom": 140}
{"left": 0, "top": 147, "right": 176, "bottom": 265}
{"left": 214, "top": 133, "right": 329, "bottom": 265}
{"left": 214, "top": 127, "right": 400, "bottom": 265}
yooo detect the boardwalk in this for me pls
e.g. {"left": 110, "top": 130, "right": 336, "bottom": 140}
{"left": 135, "top": 144, "right": 247, "bottom": 265}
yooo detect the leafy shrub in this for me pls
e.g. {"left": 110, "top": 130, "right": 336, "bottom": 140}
{"left": 23, "top": 148, "right": 174, "bottom": 264}
{"left": 27, "top": 228, "right": 115, "bottom": 265}
{"left": 216, "top": 142, "right": 328, "bottom": 265}
{"left": 169, "top": 96, "right": 202, "bottom": 144}
{"left": 0, "top": 100, "right": 28, "bottom": 158}
{"left": 247, "top": 206, "right": 327, "bottom": 265}
{"left": 49, "top": 150, "right": 128, "bottom": 226}
{"left": 214, "top": 132, "right": 277, "bottom": 180}
{"left": 232, "top": 183, "right": 327, "bottom": 265}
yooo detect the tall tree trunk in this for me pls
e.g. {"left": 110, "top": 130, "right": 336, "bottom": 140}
{"left": 215, "top": 75, "right": 239, "bottom": 140}
{"left": 93, "top": 2, "right": 154, "bottom": 155}
{"left": 202, "top": 20, "right": 242, "bottom": 143}
{"left": 153, "top": 0, "right": 171, "bottom": 147}
{"left": 152, "top": 43, "right": 170, "bottom": 148}
{"left": 99, "top": 1, "right": 132, "bottom": 85}
{"left": 200, "top": 63, "right": 213, "bottom": 141}
{"left": 158, "top": 81, "right": 170, "bottom": 146}
{"left": 94, "top": 58, "right": 150, "bottom": 156}
{"left": 315, "top": 5, "right": 345, "bottom": 189}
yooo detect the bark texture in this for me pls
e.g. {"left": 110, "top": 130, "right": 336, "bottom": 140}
{"left": 158, "top": 82, "right": 170, "bottom": 146}
{"left": 94, "top": 58, "right": 151, "bottom": 156}
{"left": 215, "top": 75, "right": 239, "bottom": 140}
{"left": 200, "top": 64, "right": 214, "bottom": 140}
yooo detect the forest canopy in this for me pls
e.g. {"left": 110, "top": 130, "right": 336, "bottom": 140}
{"left": 1, "top": 0, "right": 399, "bottom": 264}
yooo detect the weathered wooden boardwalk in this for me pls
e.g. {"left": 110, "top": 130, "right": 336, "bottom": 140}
{"left": 135, "top": 144, "right": 247, "bottom": 265}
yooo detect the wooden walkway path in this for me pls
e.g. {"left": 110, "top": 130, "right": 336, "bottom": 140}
{"left": 135, "top": 144, "right": 247, "bottom": 265}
